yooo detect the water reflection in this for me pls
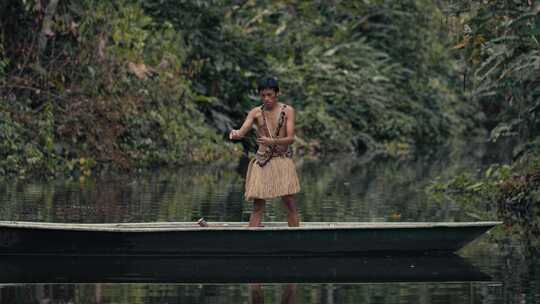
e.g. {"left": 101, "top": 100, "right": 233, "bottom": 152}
{"left": 0, "top": 255, "right": 496, "bottom": 303}
{"left": 0, "top": 255, "right": 490, "bottom": 284}
{"left": 0, "top": 150, "right": 497, "bottom": 225}
{"left": 0, "top": 282, "right": 506, "bottom": 304}
{"left": 250, "top": 284, "right": 297, "bottom": 304}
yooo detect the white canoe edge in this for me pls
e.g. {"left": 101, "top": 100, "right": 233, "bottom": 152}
{"left": 0, "top": 221, "right": 502, "bottom": 232}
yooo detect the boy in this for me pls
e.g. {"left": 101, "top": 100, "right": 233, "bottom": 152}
{"left": 229, "top": 77, "right": 300, "bottom": 227}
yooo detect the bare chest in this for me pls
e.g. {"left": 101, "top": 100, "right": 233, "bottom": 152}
{"left": 254, "top": 110, "right": 287, "bottom": 137}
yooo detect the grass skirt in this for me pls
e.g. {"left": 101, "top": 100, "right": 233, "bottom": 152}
{"left": 245, "top": 157, "right": 300, "bottom": 201}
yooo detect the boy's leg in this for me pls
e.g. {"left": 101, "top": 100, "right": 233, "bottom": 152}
{"left": 249, "top": 199, "right": 266, "bottom": 227}
{"left": 282, "top": 195, "right": 299, "bottom": 227}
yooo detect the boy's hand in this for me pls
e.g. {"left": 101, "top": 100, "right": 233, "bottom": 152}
{"left": 229, "top": 129, "right": 241, "bottom": 140}
{"left": 256, "top": 136, "right": 274, "bottom": 145}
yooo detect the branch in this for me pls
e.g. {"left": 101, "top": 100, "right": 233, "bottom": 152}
{"left": 0, "top": 84, "right": 69, "bottom": 105}
{"left": 530, "top": 0, "right": 540, "bottom": 14}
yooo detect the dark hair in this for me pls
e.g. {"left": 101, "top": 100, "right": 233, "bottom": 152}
{"left": 257, "top": 77, "right": 279, "bottom": 93}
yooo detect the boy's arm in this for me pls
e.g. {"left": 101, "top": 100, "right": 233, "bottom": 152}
{"left": 230, "top": 108, "right": 256, "bottom": 140}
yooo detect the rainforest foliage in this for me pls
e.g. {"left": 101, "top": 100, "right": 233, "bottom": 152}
{"left": 430, "top": 0, "right": 540, "bottom": 251}
{"left": 445, "top": 0, "right": 540, "bottom": 154}
{"left": 0, "top": 0, "right": 538, "bottom": 179}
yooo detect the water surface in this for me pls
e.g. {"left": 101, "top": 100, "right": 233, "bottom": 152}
{"left": 0, "top": 143, "right": 536, "bottom": 304}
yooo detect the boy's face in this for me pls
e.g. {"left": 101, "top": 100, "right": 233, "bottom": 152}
{"left": 260, "top": 88, "right": 278, "bottom": 109}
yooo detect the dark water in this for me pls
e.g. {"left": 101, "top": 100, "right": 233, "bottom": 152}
{"left": 0, "top": 142, "right": 538, "bottom": 304}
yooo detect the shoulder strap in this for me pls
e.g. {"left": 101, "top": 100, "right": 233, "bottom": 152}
{"left": 275, "top": 104, "right": 287, "bottom": 136}
{"left": 260, "top": 105, "right": 272, "bottom": 138}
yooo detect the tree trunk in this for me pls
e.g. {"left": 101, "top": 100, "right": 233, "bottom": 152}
{"left": 38, "top": 0, "right": 60, "bottom": 53}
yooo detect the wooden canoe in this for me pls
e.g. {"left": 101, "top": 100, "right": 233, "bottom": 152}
{"left": 0, "top": 221, "right": 501, "bottom": 256}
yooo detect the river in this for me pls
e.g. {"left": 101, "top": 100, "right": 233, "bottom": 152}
{"left": 0, "top": 141, "right": 537, "bottom": 304}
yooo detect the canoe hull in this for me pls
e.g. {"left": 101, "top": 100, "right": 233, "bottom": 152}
{"left": 0, "top": 221, "right": 500, "bottom": 256}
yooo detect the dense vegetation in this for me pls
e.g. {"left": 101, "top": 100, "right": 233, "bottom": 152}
{"left": 1, "top": 1, "right": 539, "bottom": 190}
{"left": 432, "top": 0, "right": 540, "bottom": 251}
{"left": 0, "top": 0, "right": 243, "bottom": 179}
{"left": 1, "top": 0, "right": 473, "bottom": 178}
